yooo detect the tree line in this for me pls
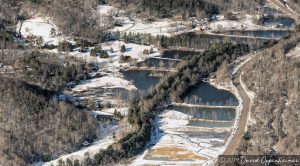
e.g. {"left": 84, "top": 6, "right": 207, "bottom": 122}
{"left": 109, "top": 0, "right": 266, "bottom": 18}
{"left": 1, "top": 50, "right": 96, "bottom": 91}
{"left": 114, "top": 31, "right": 275, "bottom": 50}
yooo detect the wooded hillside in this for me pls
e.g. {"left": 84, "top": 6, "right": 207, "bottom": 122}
{"left": 0, "top": 78, "right": 97, "bottom": 165}
{"left": 236, "top": 32, "right": 300, "bottom": 156}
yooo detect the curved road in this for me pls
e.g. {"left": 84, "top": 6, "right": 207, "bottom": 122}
{"left": 269, "top": 0, "right": 300, "bottom": 23}
{"left": 223, "top": 58, "right": 252, "bottom": 155}
{"left": 222, "top": 0, "right": 298, "bottom": 155}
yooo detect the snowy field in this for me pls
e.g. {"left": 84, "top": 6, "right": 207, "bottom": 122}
{"left": 37, "top": 136, "right": 115, "bottom": 166}
{"left": 16, "top": 17, "right": 67, "bottom": 45}
{"left": 96, "top": 5, "right": 115, "bottom": 16}
{"left": 113, "top": 18, "right": 192, "bottom": 36}
{"left": 206, "top": 14, "right": 270, "bottom": 32}
{"left": 101, "top": 40, "right": 160, "bottom": 61}
{"left": 73, "top": 76, "right": 136, "bottom": 91}
{"left": 131, "top": 109, "right": 232, "bottom": 166}
{"left": 95, "top": 5, "right": 193, "bottom": 36}
{"left": 50, "top": 40, "right": 160, "bottom": 65}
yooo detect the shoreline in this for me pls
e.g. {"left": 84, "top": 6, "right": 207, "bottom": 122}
{"left": 208, "top": 78, "right": 244, "bottom": 162}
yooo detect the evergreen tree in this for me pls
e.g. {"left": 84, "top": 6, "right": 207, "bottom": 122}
{"left": 120, "top": 44, "right": 126, "bottom": 53}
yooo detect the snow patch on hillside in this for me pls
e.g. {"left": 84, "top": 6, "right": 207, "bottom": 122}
{"left": 94, "top": 107, "right": 128, "bottom": 116}
{"left": 286, "top": 44, "right": 300, "bottom": 58}
{"left": 73, "top": 76, "right": 137, "bottom": 91}
{"left": 37, "top": 135, "right": 115, "bottom": 166}
{"left": 16, "top": 17, "right": 64, "bottom": 45}
{"left": 96, "top": 5, "right": 115, "bottom": 15}
{"left": 207, "top": 14, "right": 271, "bottom": 31}
{"left": 111, "top": 12, "right": 193, "bottom": 36}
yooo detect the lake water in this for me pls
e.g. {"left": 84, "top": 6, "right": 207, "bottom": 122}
{"left": 264, "top": 18, "right": 295, "bottom": 27}
{"left": 183, "top": 82, "right": 239, "bottom": 106}
{"left": 168, "top": 105, "right": 235, "bottom": 121}
{"left": 263, "top": 7, "right": 283, "bottom": 15}
{"left": 121, "top": 70, "right": 165, "bottom": 94}
{"left": 137, "top": 58, "right": 181, "bottom": 68}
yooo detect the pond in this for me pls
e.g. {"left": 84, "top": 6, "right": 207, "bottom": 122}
{"left": 263, "top": 18, "right": 295, "bottom": 27}
{"left": 263, "top": 7, "right": 283, "bottom": 15}
{"left": 182, "top": 82, "right": 239, "bottom": 106}
{"left": 137, "top": 57, "right": 181, "bottom": 68}
{"left": 121, "top": 70, "right": 166, "bottom": 94}
{"left": 168, "top": 105, "right": 235, "bottom": 121}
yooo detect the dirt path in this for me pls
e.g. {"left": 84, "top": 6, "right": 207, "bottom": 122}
{"left": 268, "top": 0, "right": 300, "bottom": 23}
{"left": 222, "top": 59, "right": 252, "bottom": 155}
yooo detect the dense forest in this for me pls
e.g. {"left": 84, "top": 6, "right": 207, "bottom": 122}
{"left": 114, "top": 31, "right": 275, "bottom": 50}
{"left": 1, "top": 51, "right": 95, "bottom": 91}
{"left": 0, "top": 28, "right": 20, "bottom": 49}
{"left": 0, "top": 51, "right": 100, "bottom": 164}
{"left": 0, "top": 78, "right": 97, "bottom": 165}
{"left": 108, "top": 0, "right": 266, "bottom": 18}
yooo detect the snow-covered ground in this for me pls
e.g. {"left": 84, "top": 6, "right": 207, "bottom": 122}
{"left": 240, "top": 71, "right": 257, "bottom": 128}
{"left": 114, "top": 18, "right": 192, "bottom": 36}
{"left": 131, "top": 109, "right": 232, "bottom": 166}
{"left": 102, "top": 40, "right": 160, "bottom": 61}
{"left": 37, "top": 136, "right": 115, "bottom": 166}
{"left": 93, "top": 107, "right": 129, "bottom": 117}
{"left": 206, "top": 14, "right": 269, "bottom": 32}
{"left": 96, "top": 5, "right": 115, "bottom": 16}
{"left": 50, "top": 40, "right": 160, "bottom": 65}
{"left": 73, "top": 76, "right": 136, "bottom": 91}
{"left": 16, "top": 17, "right": 67, "bottom": 46}
{"left": 286, "top": 44, "right": 300, "bottom": 58}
